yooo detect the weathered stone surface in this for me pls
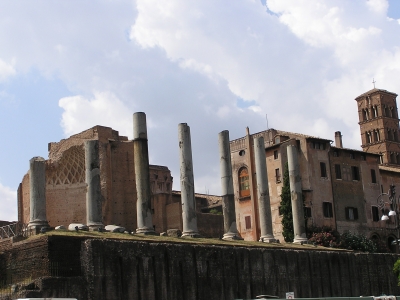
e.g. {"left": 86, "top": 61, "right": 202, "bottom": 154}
{"left": 167, "top": 229, "right": 182, "bottom": 237}
{"left": 104, "top": 225, "right": 125, "bottom": 233}
{"left": 68, "top": 223, "right": 89, "bottom": 231}
{"left": 55, "top": 225, "right": 66, "bottom": 230}
{"left": 160, "top": 232, "right": 167, "bottom": 236}
{"left": 1, "top": 236, "right": 400, "bottom": 300}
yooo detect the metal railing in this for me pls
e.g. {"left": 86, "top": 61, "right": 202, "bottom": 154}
{"left": 0, "top": 222, "right": 29, "bottom": 240}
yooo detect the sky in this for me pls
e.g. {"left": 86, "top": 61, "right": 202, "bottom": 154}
{"left": 1, "top": 0, "right": 400, "bottom": 221}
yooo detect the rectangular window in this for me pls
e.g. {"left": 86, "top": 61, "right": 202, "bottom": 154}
{"left": 323, "top": 202, "right": 333, "bottom": 218}
{"left": 245, "top": 216, "right": 251, "bottom": 229}
{"left": 278, "top": 206, "right": 283, "bottom": 216}
{"left": 350, "top": 153, "right": 355, "bottom": 159}
{"left": 371, "top": 169, "right": 377, "bottom": 183}
{"left": 313, "top": 142, "right": 326, "bottom": 150}
{"left": 372, "top": 206, "right": 379, "bottom": 222}
{"left": 275, "top": 168, "right": 281, "bottom": 183}
{"left": 320, "top": 162, "right": 327, "bottom": 178}
{"left": 304, "top": 207, "right": 312, "bottom": 218}
{"left": 345, "top": 207, "right": 359, "bottom": 220}
{"left": 351, "top": 166, "right": 360, "bottom": 181}
{"left": 333, "top": 150, "right": 339, "bottom": 157}
{"left": 335, "top": 164, "right": 342, "bottom": 179}
{"left": 274, "top": 150, "right": 278, "bottom": 159}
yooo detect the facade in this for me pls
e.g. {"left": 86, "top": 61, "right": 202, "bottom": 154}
{"left": 230, "top": 88, "right": 400, "bottom": 249}
{"left": 17, "top": 125, "right": 222, "bottom": 237}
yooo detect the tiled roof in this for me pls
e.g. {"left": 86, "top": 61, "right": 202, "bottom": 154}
{"left": 355, "top": 88, "right": 397, "bottom": 99}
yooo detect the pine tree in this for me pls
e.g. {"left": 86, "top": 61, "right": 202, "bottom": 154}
{"left": 280, "top": 162, "right": 294, "bottom": 242}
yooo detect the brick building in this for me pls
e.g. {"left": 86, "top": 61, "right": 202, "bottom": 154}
{"left": 230, "top": 88, "right": 400, "bottom": 249}
{"left": 17, "top": 125, "right": 222, "bottom": 237}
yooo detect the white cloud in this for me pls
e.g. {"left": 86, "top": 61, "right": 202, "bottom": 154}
{"left": 2, "top": 0, "right": 400, "bottom": 196}
{"left": 0, "top": 58, "right": 16, "bottom": 82}
{"left": 59, "top": 91, "right": 133, "bottom": 138}
{"left": 0, "top": 182, "right": 17, "bottom": 221}
{"left": 367, "top": 0, "right": 388, "bottom": 15}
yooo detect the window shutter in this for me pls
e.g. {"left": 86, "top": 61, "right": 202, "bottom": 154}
{"left": 354, "top": 208, "right": 358, "bottom": 220}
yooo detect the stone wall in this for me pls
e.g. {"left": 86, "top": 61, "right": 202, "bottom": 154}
{"left": 82, "top": 239, "right": 400, "bottom": 300}
{"left": 1, "top": 235, "right": 400, "bottom": 300}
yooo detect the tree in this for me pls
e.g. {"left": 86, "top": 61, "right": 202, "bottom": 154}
{"left": 280, "top": 163, "right": 294, "bottom": 242}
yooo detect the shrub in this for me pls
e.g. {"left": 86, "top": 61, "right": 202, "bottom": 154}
{"left": 338, "top": 231, "right": 377, "bottom": 253}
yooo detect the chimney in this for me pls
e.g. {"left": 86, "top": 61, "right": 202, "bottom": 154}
{"left": 335, "top": 131, "right": 343, "bottom": 148}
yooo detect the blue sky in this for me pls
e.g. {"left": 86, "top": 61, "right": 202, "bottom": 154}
{"left": 1, "top": 0, "right": 400, "bottom": 221}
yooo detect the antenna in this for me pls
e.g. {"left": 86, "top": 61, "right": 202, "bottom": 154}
{"left": 372, "top": 78, "right": 376, "bottom": 89}
{"left": 266, "top": 114, "right": 269, "bottom": 130}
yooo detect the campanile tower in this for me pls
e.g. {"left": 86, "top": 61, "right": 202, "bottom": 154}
{"left": 355, "top": 88, "right": 400, "bottom": 165}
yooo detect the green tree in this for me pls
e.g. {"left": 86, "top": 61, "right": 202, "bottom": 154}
{"left": 280, "top": 163, "right": 294, "bottom": 242}
{"left": 393, "top": 259, "right": 400, "bottom": 286}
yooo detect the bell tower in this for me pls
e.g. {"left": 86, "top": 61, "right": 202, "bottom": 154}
{"left": 355, "top": 88, "right": 400, "bottom": 165}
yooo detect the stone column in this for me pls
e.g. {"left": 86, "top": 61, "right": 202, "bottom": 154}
{"left": 28, "top": 157, "right": 49, "bottom": 230}
{"left": 178, "top": 123, "right": 200, "bottom": 237}
{"left": 85, "top": 140, "right": 104, "bottom": 229}
{"left": 287, "top": 145, "right": 307, "bottom": 243}
{"left": 219, "top": 130, "right": 242, "bottom": 240}
{"left": 254, "top": 136, "right": 276, "bottom": 242}
{"left": 133, "top": 112, "right": 155, "bottom": 235}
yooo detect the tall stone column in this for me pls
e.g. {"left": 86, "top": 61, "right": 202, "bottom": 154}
{"left": 133, "top": 112, "right": 155, "bottom": 235}
{"left": 254, "top": 136, "right": 276, "bottom": 242}
{"left": 219, "top": 130, "right": 242, "bottom": 240}
{"left": 28, "top": 156, "right": 49, "bottom": 230}
{"left": 178, "top": 123, "right": 200, "bottom": 237}
{"left": 287, "top": 145, "right": 307, "bottom": 243}
{"left": 85, "top": 140, "right": 104, "bottom": 229}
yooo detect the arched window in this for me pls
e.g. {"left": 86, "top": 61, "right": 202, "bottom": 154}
{"left": 373, "top": 130, "right": 378, "bottom": 142}
{"left": 388, "top": 129, "right": 393, "bottom": 141}
{"left": 373, "top": 106, "right": 378, "bottom": 118}
{"left": 363, "top": 109, "right": 369, "bottom": 121}
{"left": 366, "top": 132, "right": 371, "bottom": 143}
{"left": 384, "top": 105, "right": 389, "bottom": 117}
{"left": 239, "top": 167, "right": 250, "bottom": 197}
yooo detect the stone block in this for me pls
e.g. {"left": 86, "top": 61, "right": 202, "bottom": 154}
{"left": 105, "top": 225, "right": 125, "bottom": 233}
{"left": 68, "top": 223, "right": 89, "bottom": 231}
{"left": 167, "top": 229, "right": 182, "bottom": 237}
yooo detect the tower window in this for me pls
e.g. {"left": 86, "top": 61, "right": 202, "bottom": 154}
{"left": 350, "top": 152, "right": 355, "bottom": 159}
{"left": 373, "top": 106, "right": 378, "bottom": 118}
{"left": 320, "top": 162, "right": 327, "bottom": 178}
{"left": 239, "top": 167, "right": 250, "bottom": 197}
{"left": 363, "top": 109, "right": 369, "bottom": 121}
{"left": 273, "top": 150, "right": 278, "bottom": 159}
{"left": 366, "top": 132, "right": 372, "bottom": 143}
{"left": 391, "top": 152, "right": 396, "bottom": 164}
{"left": 384, "top": 105, "right": 389, "bottom": 117}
